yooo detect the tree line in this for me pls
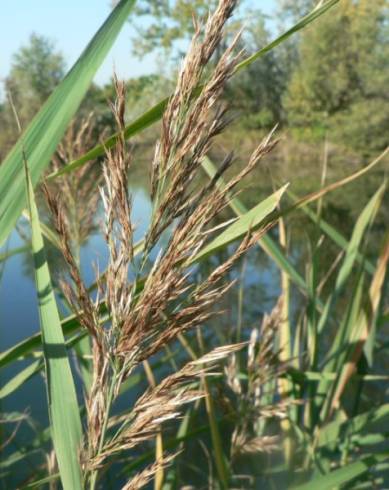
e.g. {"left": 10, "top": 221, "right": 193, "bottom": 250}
{"left": 0, "top": 0, "right": 387, "bottom": 162}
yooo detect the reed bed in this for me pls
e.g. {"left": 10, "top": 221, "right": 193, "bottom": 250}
{"left": 0, "top": 0, "right": 388, "bottom": 489}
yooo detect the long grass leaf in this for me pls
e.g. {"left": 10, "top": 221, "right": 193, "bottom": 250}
{"left": 286, "top": 369, "right": 389, "bottom": 383}
{"left": 328, "top": 230, "right": 389, "bottom": 414}
{"left": 317, "top": 404, "right": 389, "bottom": 448}
{"left": 0, "top": 245, "right": 30, "bottom": 263}
{"left": 364, "top": 231, "right": 389, "bottom": 365}
{"left": 191, "top": 184, "right": 289, "bottom": 263}
{"left": 314, "top": 184, "right": 386, "bottom": 421}
{"left": 0, "top": 312, "right": 84, "bottom": 369}
{"left": 201, "top": 156, "right": 308, "bottom": 293}
{"left": 0, "top": 0, "right": 136, "bottom": 247}
{"left": 317, "top": 183, "right": 386, "bottom": 340}
{"left": 0, "top": 360, "right": 43, "bottom": 399}
{"left": 331, "top": 182, "right": 384, "bottom": 329}
{"left": 334, "top": 188, "right": 384, "bottom": 290}
{"left": 0, "top": 331, "right": 89, "bottom": 398}
{"left": 278, "top": 215, "right": 293, "bottom": 463}
{"left": 292, "top": 453, "right": 389, "bottom": 490}
{"left": 25, "top": 166, "right": 83, "bottom": 489}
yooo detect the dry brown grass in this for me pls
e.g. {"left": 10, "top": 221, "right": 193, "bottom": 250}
{"left": 43, "top": 1, "right": 280, "bottom": 487}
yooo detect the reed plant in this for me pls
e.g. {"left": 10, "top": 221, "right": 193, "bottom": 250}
{"left": 4, "top": 1, "right": 287, "bottom": 487}
{"left": 1, "top": 0, "right": 388, "bottom": 489}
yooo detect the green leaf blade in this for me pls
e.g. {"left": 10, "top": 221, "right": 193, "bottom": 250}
{"left": 0, "top": 360, "right": 43, "bottom": 399}
{"left": 26, "top": 169, "right": 83, "bottom": 490}
{"left": 191, "top": 183, "right": 289, "bottom": 264}
{"left": 0, "top": 0, "right": 136, "bottom": 247}
{"left": 292, "top": 453, "right": 389, "bottom": 490}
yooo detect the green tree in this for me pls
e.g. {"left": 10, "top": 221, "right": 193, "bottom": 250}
{"left": 227, "top": 12, "right": 285, "bottom": 129}
{"left": 5, "top": 33, "right": 66, "bottom": 125}
{"left": 0, "top": 35, "right": 118, "bottom": 161}
{"left": 277, "top": 0, "right": 316, "bottom": 22}
{"left": 284, "top": 0, "right": 389, "bottom": 153}
{"left": 128, "top": 0, "right": 220, "bottom": 57}
{"left": 0, "top": 34, "right": 66, "bottom": 159}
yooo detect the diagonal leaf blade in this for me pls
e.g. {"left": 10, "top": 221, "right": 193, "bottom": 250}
{"left": 191, "top": 184, "right": 289, "bottom": 263}
{"left": 0, "top": 360, "right": 43, "bottom": 399}
{"left": 291, "top": 453, "right": 389, "bottom": 490}
{"left": 317, "top": 404, "right": 389, "bottom": 449}
{"left": 201, "top": 156, "right": 308, "bottom": 293}
{"left": 0, "top": 0, "right": 136, "bottom": 247}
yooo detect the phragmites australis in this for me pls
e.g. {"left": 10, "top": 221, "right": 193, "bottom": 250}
{"left": 225, "top": 298, "right": 299, "bottom": 463}
{"left": 43, "top": 0, "right": 280, "bottom": 487}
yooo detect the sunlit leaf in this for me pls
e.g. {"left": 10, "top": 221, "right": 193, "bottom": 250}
{"left": 0, "top": 0, "right": 136, "bottom": 247}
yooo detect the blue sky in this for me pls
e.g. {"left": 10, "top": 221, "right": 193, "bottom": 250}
{"left": 1, "top": 0, "right": 277, "bottom": 90}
